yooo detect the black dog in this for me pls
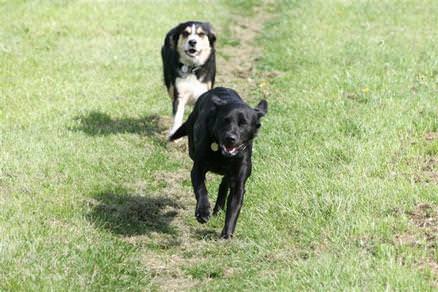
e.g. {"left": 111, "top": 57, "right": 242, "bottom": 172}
{"left": 161, "top": 21, "right": 216, "bottom": 137}
{"left": 169, "top": 87, "right": 268, "bottom": 239}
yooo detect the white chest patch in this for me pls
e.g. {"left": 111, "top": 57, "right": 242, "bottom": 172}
{"left": 175, "top": 74, "right": 209, "bottom": 104}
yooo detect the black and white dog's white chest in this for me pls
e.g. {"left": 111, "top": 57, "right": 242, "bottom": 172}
{"left": 175, "top": 71, "right": 209, "bottom": 105}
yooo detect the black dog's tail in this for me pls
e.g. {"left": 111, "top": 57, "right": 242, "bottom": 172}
{"left": 169, "top": 122, "right": 188, "bottom": 141}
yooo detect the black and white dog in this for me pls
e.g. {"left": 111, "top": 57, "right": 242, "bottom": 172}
{"left": 169, "top": 87, "right": 268, "bottom": 239}
{"left": 161, "top": 21, "right": 216, "bottom": 137}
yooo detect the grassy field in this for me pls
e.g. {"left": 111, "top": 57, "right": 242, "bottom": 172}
{"left": 1, "top": 0, "right": 437, "bottom": 290}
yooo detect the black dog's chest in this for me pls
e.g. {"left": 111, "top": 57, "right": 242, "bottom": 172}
{"left": 202, "top": 145, "right": 246, "bottom": 175}
{"left": 204, "top": 150, "right": 229, "bottom": 175}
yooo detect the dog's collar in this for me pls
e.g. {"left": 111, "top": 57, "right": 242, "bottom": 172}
{"left": 179, "top": 63, "right": 201, "bottom": 74}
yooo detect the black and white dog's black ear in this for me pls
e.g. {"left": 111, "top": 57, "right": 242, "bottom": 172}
{"left": 170, "top": 24, "right": 184, "bottom": 49}
{"left": 164, "top": 27, "right": 177, "bottom": 49}
{"left": 166, "top": 23, "right": 185, "bottom": 49}
{"left": 170, "top": 32, "right": 178, "bottom": 49}
{"left": 204, "top": 22, "right": 216, "bottom": 45}
{"left": 255, "top": 100, "right": 268, "bottom": 118}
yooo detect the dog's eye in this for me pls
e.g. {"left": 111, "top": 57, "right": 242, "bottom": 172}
{"left": 182, "top": 31, "right": 190, "bottom": 38}
{"left": 198, "top": 32, "right": 205, "bottom": 37}
{"left": 238, "top": 119, "right": 247, "bottom": 126}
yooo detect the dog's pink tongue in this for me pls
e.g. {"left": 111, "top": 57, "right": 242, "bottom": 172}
{"left": 226, "top": 146, "right": 236, "bottom": 152}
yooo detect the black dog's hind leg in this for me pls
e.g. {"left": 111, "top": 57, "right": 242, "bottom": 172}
{"left": 213, "top": 176, "right": 229, "bottom": 216}
{"left": 191, "top": 163, "right": 211, "bottom": 224}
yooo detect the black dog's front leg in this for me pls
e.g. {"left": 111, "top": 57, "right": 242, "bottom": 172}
{"left": 221, "top": 177, "right": 247, "bottom": 239}
{"left": 191, "top": 163, "right": 211, "bottom": 224}
{"left": 213, "top": 175, "right": 229, "bottom": 216}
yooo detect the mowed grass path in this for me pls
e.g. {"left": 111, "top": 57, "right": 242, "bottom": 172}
{"left": 1, "top": 0, "right": 437, "bottom": 290}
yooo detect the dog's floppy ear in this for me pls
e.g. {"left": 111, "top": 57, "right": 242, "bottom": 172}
{"left": 166, "top": 22, "right": 185, "bottom": 49}
{"left": 211, "top": 95, "right": 226, "bottom": 106}
{"left": 204, "top": 22, "right": 216, "bottom": 45}
{"left": 254, "top": 100, "right": 268, "bottom": 118}
{"left": 170, "top": 33, "right": 178, "bottom": 49}
{"left": 170, "top": 26, "right": 182, "bottom": 49}
{"left": 165, "top": 28, "right": 177, "bottom": 49}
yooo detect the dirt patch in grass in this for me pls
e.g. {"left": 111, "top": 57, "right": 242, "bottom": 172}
{"left": 216, "top": 2, "right": 277, "bottom": 99}
{"left": 342, "top": 91, "right": 369, "bottom": 104}
{"left": 395, "top": 203, "right": 438, "bottom": 284}
{"left": 406, "top": 203, "right": 438, "bottom": 245}
{"left": 86, "top": 172, "right": 201, "bottom": 290}
{"left": 141, "top": 251, "right": 202, "bottom": 291}
{"left": 411, "top": 132, "right": 438, "bottom": 184}
{"left": 425, "top": 132, "right": 438, "bottom": 141}
{"left": 123, "top": 170, "right": 218, "bottom": 289}
{"left": 395, "top": 203, "right": 437, "bottom": 249}
{"left": 414, "top": 156, "right": 438, "bottom": 184}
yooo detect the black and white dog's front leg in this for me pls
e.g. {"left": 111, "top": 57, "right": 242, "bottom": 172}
{"left": 221, "top": 168, "right": 250, "bottom": 239}
{"left": 191, "top": 162, "right": 211, "bottom": 224}
{"left": 169, "top": 96, "right": 188, "bottom": 137}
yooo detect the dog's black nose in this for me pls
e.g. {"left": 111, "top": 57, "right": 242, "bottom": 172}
{"left": 188, "top": 39, "right": 197, "bottom": 47}
{"left": 225, "top": 134, "right": 237, "bottom": 145}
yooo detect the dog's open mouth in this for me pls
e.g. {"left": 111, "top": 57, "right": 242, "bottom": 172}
{"left": 220, "top": 144, "right": 245, "bottom": 157}
{"left": 185, "top": 48, "right": 198, "bottom": 56}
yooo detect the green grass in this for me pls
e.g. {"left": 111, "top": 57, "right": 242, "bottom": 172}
{"left": 1, "top": 0, "right": 438, "bottom": 290}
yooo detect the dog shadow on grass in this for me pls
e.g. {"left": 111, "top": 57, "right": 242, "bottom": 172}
{"left": 70, "top": 111, "right": 169, "bottom": 140}
{"left": 87, "top": 189, "right": 181, "bottom": 237}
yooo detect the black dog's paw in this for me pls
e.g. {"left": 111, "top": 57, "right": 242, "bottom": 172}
{"left": 212, "top": 205, "right": 223, "bottom": 216}
{"left": 220, "top": 231, "right": 233, "bottom": 240}
{"left": 195, "top": 203, "right": 211, "bottom": 224}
